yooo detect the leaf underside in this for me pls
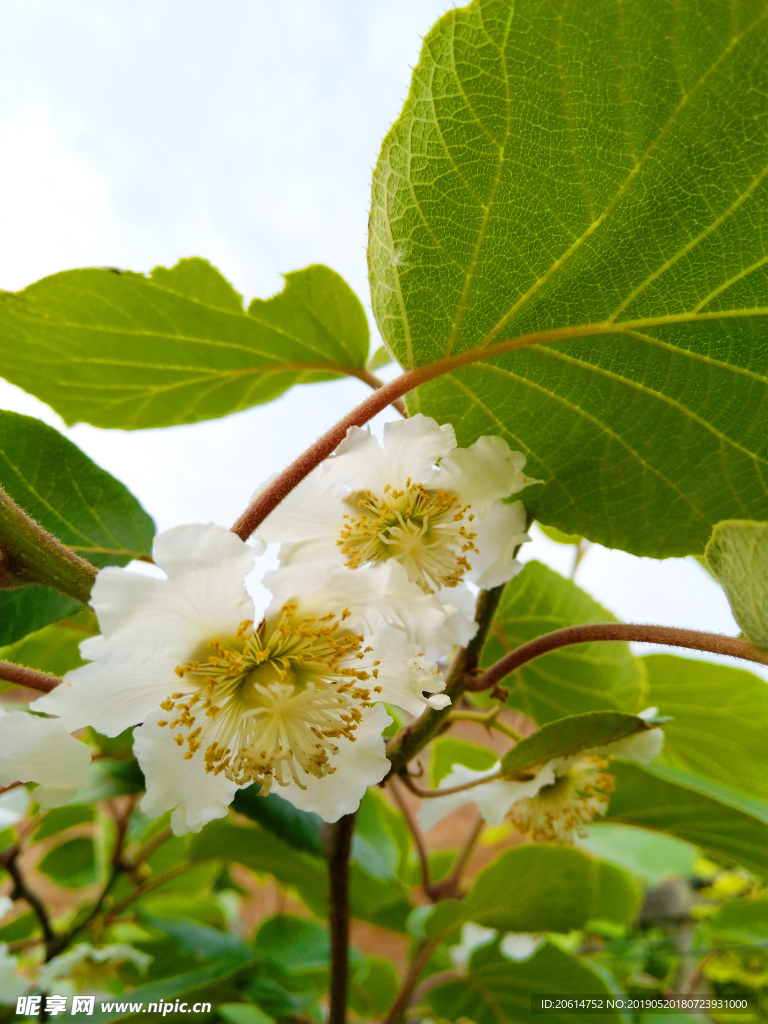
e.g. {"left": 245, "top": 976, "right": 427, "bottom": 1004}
{"left": 369, "top": 0, "right": 767, "bottom": 557}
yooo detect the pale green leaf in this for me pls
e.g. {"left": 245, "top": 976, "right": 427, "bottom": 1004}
{"left": 0, "top": 587, "right": 80, "bottom": 648}
{"left": 425, "top": 844, "right": 638, "bottom": 938}
{"left": 367, "top": 344, "right": 393, "bottom": 372}
{"left": 705, "top": 520, "right": 768, "bottom": 648}
{"left": 481, "top": 561, "right": 645, "bottom": 724}
{"left": 0, "top": 607, "right": 97, "bottom": 677}
{"left": 369, "top": 0, "right": 767, "bottom": 557}
{"left": 499, "top": 711, "right": 653, "bottom": 776}
{"left": 0, "top": 260, "right": 372, "bottom": 429}
{"left": 605, "top": 761, "right": 767, "bottom": 877}
{"left": 425, "top": 940, "right": 622, "bottom": 1024}
{"left": 577, "top": 824, "right": 699, "bottom": 885}
{"left": 643, "top": 654, "right": 768, "bottom": 800}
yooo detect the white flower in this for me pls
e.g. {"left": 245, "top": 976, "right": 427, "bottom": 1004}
{"left": 0, "top": 787, "right": 31, "bottom": 829}
{"left": 418, "top": 728, "right": 664, "bottom": 842}
{"left": 0, "top": 943, "right": 30, "bottom": 1005}
{"left": 36, "top": 524, "right": 448, "bottom": 832}
{"left": 37, "top": 943, "right": 151, "bottom": 995}
{"left": 258, "top": 414, "right": 537, "bottom": 594}
{"left": 0, "top": 708, "right": 91, "bottom": 808}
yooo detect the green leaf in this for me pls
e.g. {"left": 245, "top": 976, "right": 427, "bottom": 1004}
{"left": 425, "top": 940, "right": 623, "bottom": 1023}
{"left": 231, "top": 788, "right": 325, "bottom": 858}
{"left": 0, "top": 260, "right": 372, "bottom": 429}
{"left": 0, "top": 587, "right": 81, "bottom": 648}
{"left": 190, "top": 819, "right": 329, "bottom": 918}
{"left": 70, "top": 758, "right": 146, "bottom": 804}
{"left": 577, "top": 824, "right": 699, "bottom": 885}
{"left": 605, "top": 761, "right": 768, "bottom": 877}
{"left": 643, "top": 654, "right": 768, "bottom": 800}
{"left": 141, "top": 910, "right": 252, "bottom": 961}
{"left": 425, "top": 844, "right": 638, "bottom": 938}
{"left": 38, "top": 837, "right": 96, "bottom": 888}
{"left": 499, "top": 711, "right": 653, "bottom": 776}
{"left": 705, "top": 520, "right": 768, "bottom": 648}
{"left": 349, "top": 955, "right": 399, "bottom": 1020}
{"left": 0, "top": 911, "right": 38, "bottom": 943}
{"left": 369, "top": 0, "right": 767, "bottom": 558}
{"left": 220, "top": 1006, "right": 275, "bottom": 1024}
{"left": 0, "top": 607, "right": 97, "bottom": 677}
{"left": 367, "top": 344, "right": 394, "bottom": 372}
{"left": 709, "top": 897, "right": 768, "bottom": 941}
{"left": 253, "top": 914, "right": 329, "bottom": 975}
{"left": 431, "top": 736, "right": 498, "bottom": 787}
{"left": 1, "top": 410, "right": 155, "bottom": 569}
{"left": 33, "top": 804, "right": 94, "bottom": 841}
{"left": 141, "top": 896, "right": 226, "bottom": 929}
{"left": 353, "top": 787, "right": 410, "bottom": 883}
{"left": 481, "top": 562, "right": 645, "bottom": 724}
{"left": 539, "top": 524, "right": 583, "bottom": 546}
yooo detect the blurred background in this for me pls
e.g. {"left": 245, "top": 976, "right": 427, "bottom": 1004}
{"left": 0, "top": 0, "right": 756, "bottom": 668}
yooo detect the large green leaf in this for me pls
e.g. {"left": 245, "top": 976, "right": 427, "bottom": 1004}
{"left": 425, "top": 844, "right": 638, "bottom": 939}
{"left": 705, "top": 520, "right": 768, "bottom": 648}
{"left": 643, "top": 654, "right": 768, "bottom": 800}
{"left": 0, "top": 260, "right": 372, "bottom": 429}
{"left": 38, "top": 837, "right": 96, "bottom": 888}
{"left": 1, "top": 411, "right": 154, "bottom": 568}
{"left": 369, "top": 0, "right": 767, "bottom": 557}
{"left": 480, "top": 561, "right": 645, "bottom": 724}
{"left": 231, "top": 787, "right": 325, "bottom": 858}
{"left": 425, "top": 940, "right": 622, "bottom": 1024}
{"left": 605, "top": 761, "right": 768, "bottom": 877}
{"left": 499, "top": 711, "right": 653, "bottom": 776}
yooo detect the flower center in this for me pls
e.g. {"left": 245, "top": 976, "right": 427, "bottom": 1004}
{"left": 507, "top": 756, "right": 615, "bottom": 843}
{"left": 338, "top": 480, "right": 478, "bottom": 592}
{"left": 158, "top": 605, "right": 382, "bottom": 792}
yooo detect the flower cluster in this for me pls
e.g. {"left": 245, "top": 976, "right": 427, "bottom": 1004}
{"left": 10, "top": 416, "right": 538, "bottom": 835}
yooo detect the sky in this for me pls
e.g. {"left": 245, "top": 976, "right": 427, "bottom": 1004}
{"left": 0, "top": 0, "right": 759, "bottom": 675}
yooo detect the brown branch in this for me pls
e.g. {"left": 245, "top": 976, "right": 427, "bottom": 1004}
{"left": 0, "top": 661, "right": 62, "bottom": 693}
{"left": 431, "top": 812, "right": 484, "bottom": 902}
{"left": 385, "top": 937, "right": 440, "bottom": 1024}
{"left": 322, "top": 812, "right": 357, "bottom": 1024}
{"left": 353, "top": 367, "right": 407, "bottom": 417}
{"left": 467, "top": 623, "right": 768, "bottom": 692}
{"left": 229, "top": 310, "right": 754, "bottom": 539}
{"left": 5, "top": 852, "right": 59, "bottom": 959}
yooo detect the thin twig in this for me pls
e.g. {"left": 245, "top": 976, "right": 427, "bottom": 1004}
{"left": 409, "top": 968, "right": 463, "bottom": 1009}
{"left": 228, "top": 309, "right": 757, "bottom": 539}
{"left": 446, "top": 706, "right": 523, "bottom": 742}
{"left": 402, "top": 771, "right": 501, "bottom": 799}
{"left": 388, "top": 777, "right": 433, "bottom": 899}
{"left": 127, "top": 826, "right": 173, "bottom": 869}
{"left": 102, "top": 863, "right": 191, "bottom": 923}
{"left": 0, "top": 661, "right": 62, "bottom": 693}
{"left": 5, "top": 853, "right": 58, "bottom": 959}
{"left": 467, "top": 623, "right": 768, "bottom": 692}
{"left": 434, "top": 812, "right": 484, "bottom": 901}
{"left": 385, "top": 937, "right": 440, "bottom": 1024}
{"left": 323, "top": 812, "right": 357, "bottom": 1024}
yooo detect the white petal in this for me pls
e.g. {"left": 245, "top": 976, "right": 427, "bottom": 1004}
{"left": 379, "top": 415, "right": 456, "bottom": 482}
{"left": 0, "top": 710, "right": 90, "bottom": 789}
{"left": 437, "top": 436, "right": 537, "bottom": 504}
{"left": 275, "top": 703, "right": 392, "bottom": 822}
{"left": 88, "top": 567, "right": 166, "bottom": 638}
{"left": 134, "top": 715, "right": 238, "bottom": 835}
{"left": 367, "top": 630, "right": 447, "bottom": 717}
{"left": 449, "top": 923, "right": 498, "bottom": 967}
{"left": 500, "top": 933, "right": 544, "bottom": 962}
{"left": 468, "top": 501, "right": 531, "bottom": 589}
{"left": 34, "top": 786, "right": 80, "bottom": 809}
{"left": 153, "top": 523, "right": 255, "bottom": 581}
{"left": 33, "top": 654, "right": 179, "bottom": 737}
{"left": 0, "top": 787, "right": 31, "bottom": 828}
{"left": 258, "top": 470, "right": 347, "bottom": 546}
{"left": 607, "top": 727, "right": 664, "bottom": 763}
{"left": 417, "top": 760, "right": 556, "bottom": 832}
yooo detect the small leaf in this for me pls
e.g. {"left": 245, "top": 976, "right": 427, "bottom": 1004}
{"left": 38, "top": 837, "right": 96, "bottom": 888}
{"left": 481, "top": 561, "right": 645, "bottom": 725}
{"left": 71, "top": 758, "right": 146, "bottom": 804}
{"left": 0, "top": 261, "right": 371, "bottom": 429}
{"left": 431, "top": 737, "right": 498, "bottom": 787}
{"left": 577, "top": 823, "right": 699, "bottom": 885}
{"left": 499, "top": 710, "right": 652, "bottom": 776}
{"left": 0, "top": 587, "right": 80, "bottom": 647}
{"left": 606, "top": 761, "right": 768, "bottom": 877}
{"left": 539, "top": 524, "right": 583, "bottom": 546}
{"left": 643, "top": 654, "right": 768, "bottom": 800}
{"left": 0, "top": 607, "right": 97, "bottom": 677}
{"left": 353, "top": 787, "right": 410, "bottom": 883}
{"left": 425, "top": 940, "right": 623, "bottom": 1023}
{"left": 231, "top": 787, "right": 325, "bottom": 858}
{"left": 592, "top": 860, "right": 643, "bottom": 925}
{"left": 367, "top": 344, "right": 393, "bottom": 372}
{"left": 254, "top": 914, "right": 329, "bottom": 974}
{"left": 705, "top": 520, "right": 768, "bottom": 649}
{"left": 349, "top": 956, "right": 399, "bottom": 1019}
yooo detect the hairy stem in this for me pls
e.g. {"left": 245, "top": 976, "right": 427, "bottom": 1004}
{"left": 386, "top": 586, "right": 505, "bottom": 777}
{"left": 385, "top": 937, "right": 440, "bottom": 1024}
{"left": 0, "top": 660, "right": 61, "bottom": 693}
{"left": 229, "top": 310, "right": 755, "bottom": 539}
{"left": 467, "top": 623, "right": 768, "bottom": 692}
{"left": 323, "top": 812, "right": 357, "bottom": 1024}
{"left": 1, "top": 487, "right": 97, "bottom": 602}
